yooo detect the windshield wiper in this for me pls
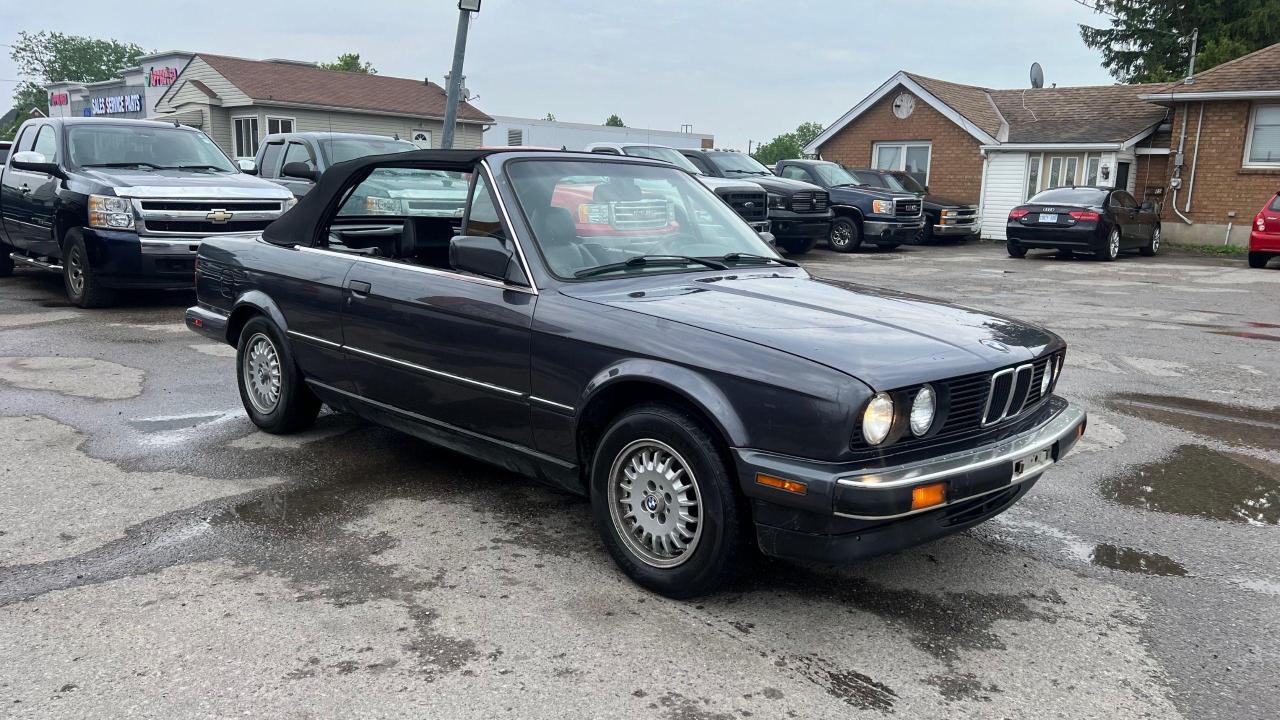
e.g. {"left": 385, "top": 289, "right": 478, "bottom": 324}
{"left": 82, "top": 161, "right": 161, "bottom": 169}
{"left": 830, "top": 182, "right": 863, "bottom": 188}
{"left": 574, "top": 254, "right": 729, "bottom": 278}
{"left": 721, "top": 252, "right": 798, "bottom": 267}
{"left": 723, "top": 169, "right": 768, "bottom": 176}
{"left": 160, "top": 164, "right": 227, "bottom": 171}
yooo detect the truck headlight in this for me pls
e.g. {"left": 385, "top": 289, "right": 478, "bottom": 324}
{"left": 767, "top": 193, "right": 786, "bottom": 210}
{"left": 871, "top": 199, "right": 894, "bottom": 215}
{"left": 909, "top": 385, "right": 936, "bottom": 436}
{"left": 862, "top": 392, "right": 895, "bottom": 445}
{"left": 282, "top": 197, "right": 298, "bottom": 212}
{"left": 88, "top": 194, "right": 134, "bottom": 230}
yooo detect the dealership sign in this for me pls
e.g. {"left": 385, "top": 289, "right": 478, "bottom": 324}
{"left": 49, "top": 92, "right": 70, "bottom": 106}
{"left": 90, "top": 94, "right": 144, "bottom": 115}
{"left": 147, "top": 66, "right": 179, "bottom": 87}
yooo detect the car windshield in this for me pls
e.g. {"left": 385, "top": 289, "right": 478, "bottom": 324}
{"left": 853, "top": 171, "right": 888, "bottom": 188}
{"left": 706, "top": 152, "right": 771, "bottom": 176}
{"left": 887, "top": 172, "right": 927, "bottom": 194}
{"left": 507, "top": 159, "right": 776, "bottom": 280}
{"left": 811, "top": 163, "right": 863, "bottom": 187}
{"left": 1030, "top": 187, "right": 1108, "bottom": 205}
{"left": 67, "top": 124, "right": 236, "bottom": 172}
{"left": 319, "top": 137, "right": 418, "bottom": 165}
{"left": 622, "top": 146, "right": 703, "bottom": 174}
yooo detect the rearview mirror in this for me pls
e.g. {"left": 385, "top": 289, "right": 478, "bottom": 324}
{"left": 450, "top": 235, "right": 520, "bottom": 283}
{"left": 281, "top": 161, "right": 318, "bottom": 182}
{"left": 237, "top": 158, "right": 258, "bottom": 175}
{"left": 9, "top": 151, "right": 64, "bottom": 178}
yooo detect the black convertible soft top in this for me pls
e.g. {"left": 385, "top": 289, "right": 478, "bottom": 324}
{"left": 261, "top": 149, "right": 495, "bottom": 246}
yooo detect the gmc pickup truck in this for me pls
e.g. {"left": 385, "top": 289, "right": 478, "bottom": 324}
{"left": 774, "top": 159, "right": 922, "bottom": 252}
{"left": 0, "top": 117, "right": 293, "bottom": 307}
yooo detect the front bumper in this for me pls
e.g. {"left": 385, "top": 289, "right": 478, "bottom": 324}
{"left": 82, "top": 228, "right": 200, "bottom": 290}
{"left": 864, "top": 218, "right": 924, "bottom": 244}
{"left": 933, "top": 222, "right": 980, "bottom": 237}
{"left": 734, "top": 399, "right": 1086, "bottom": 564}
{"left": 769, "top": 209, "right": 833, "bottom": 240}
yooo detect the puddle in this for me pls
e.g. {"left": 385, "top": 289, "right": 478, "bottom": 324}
{"left": 1090, "top": 544, "right": 1187, "bottom": 576}
{"left": 1099, "top": 445, "right": 1280, "bottom": 525}
{"left": 1211, "top": 331, "right": 1280, "bottom": 342}
{"left": 1107, "top": 393, "right": 1280, "bottom": 452}
{"left": 129, "top": 413, "right": 227, "bottom": 432}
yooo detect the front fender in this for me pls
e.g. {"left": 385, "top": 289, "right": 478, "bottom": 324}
{"left": 580, "top": 358, "right": 749, "bottom": 447}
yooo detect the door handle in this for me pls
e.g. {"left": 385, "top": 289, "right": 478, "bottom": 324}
{"left": 347, "top": 280, "right": 371, "bottom": 297}
{"left": 19, "top": 184, "right": 30, "bottom": 195}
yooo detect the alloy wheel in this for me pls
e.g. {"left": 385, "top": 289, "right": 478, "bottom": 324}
{"left": 830, "top": 224, "right": 852, "bottom": 248}
{"left": 607, "top": 439, "right": 702, "bottom": 568}
{"left": 243, "top": 332, "right": 282, "bottom": 414}
{"left": 1151, "top": 228, "right": 1160, "bottom": 253}
{"left": 67, "top": 247, "right": 85, "bottom": 296}
{"left": 1108, "top": 230, "right": 1120, "bottom": 259}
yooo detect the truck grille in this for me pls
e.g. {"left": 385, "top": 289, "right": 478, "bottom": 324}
{"left": 894, "top": 198, "right": 922, "bottom": 217}
{"left": 608, "top": 199, "right": 673, "bottom": 230}
{"left": 718, "top": 189, "right": 768, "bottom": 222}
{"left": 849, "top": 352, "right": 1062, "bottom": 459}
{"left": 136, "top": 198, "right": 287, "bottom": 237}
{"left": 942, "top": 206, "right": 980, "bottom": 226}
{"left": 404, "top": 199, "right": 466, "bottom": 217}
{"left": 789, "top": 191, "right": 830, "bottom": 213}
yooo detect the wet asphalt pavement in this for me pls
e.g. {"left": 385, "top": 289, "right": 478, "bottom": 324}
{"left": 1, "top": 242, "right": 1277, "bottom": 719}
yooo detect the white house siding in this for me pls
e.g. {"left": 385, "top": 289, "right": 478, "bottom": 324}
{"left": 484, "top": 116, "right": 712, "bottom": 151}
{"left": 980, "top": 151, "right": 1029, "bottom": 240}
{"left": 156, "top": 58, "right": 250, "bottom": 108}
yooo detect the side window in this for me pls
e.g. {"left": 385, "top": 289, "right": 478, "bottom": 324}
{"left": 33, "top": 125, "right": 58, "bottom": 162}
{"left": 326, "top": 166, "right": 469, "bottom": 269}
{"left": 464, "top": 173, "right": 506, "bottom": 241}
{"left": 259, "top": 142, "right": 285, "bottom": 177}
{"left": 282, "top": 142, "right": 315, "bottom": 173}
{"left": 14, "top": 125, "right": 36, "bottom": 154}
{"left": 781, "top": 165, "right": 809, "bottom": 181}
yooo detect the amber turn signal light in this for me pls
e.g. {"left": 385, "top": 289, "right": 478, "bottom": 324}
{"left": 910, "top": 482, "right": 946, "bottom": 510}
{"left": 755, "top": 473, "right": 807, "bottom": 495}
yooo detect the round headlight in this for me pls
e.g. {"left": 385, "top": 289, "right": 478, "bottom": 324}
{"left": 1040, "top": 360, "right": 1054, "bottom": 396}
{"left": 862, "top": 392, "right": 895, "bottom": 445}
{"left": 910, "top": 384, "right": 936, "bottom": 436}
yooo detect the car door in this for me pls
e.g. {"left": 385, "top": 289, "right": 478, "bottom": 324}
{"left": 1, "top": 123, "right": 61, "bottom": 254}
{"left": 1109, "top": 190, "right": 1138, "bottom": 246}
{"left": 339, "top": 166, "right": 537, "bottom": 448}
{"left": 0, "top": 124, "right": 37, "bottom": 250}
{"left": 276, "top": 140, "right": 319, "bottom": 197}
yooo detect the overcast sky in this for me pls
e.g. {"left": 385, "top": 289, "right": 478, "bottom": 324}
{"left": 0, "top": 0, "right": 1116, "bottom": 148}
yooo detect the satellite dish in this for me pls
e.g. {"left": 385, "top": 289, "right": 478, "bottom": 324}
{"left": 1030, "top": 62, "right": 1045, "bottom": 89}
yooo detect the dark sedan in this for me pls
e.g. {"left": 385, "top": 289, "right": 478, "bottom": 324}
{"left": 186, "top": 149, "right": 1086, "bottom": 598}
{"left": 1007, "top": 186, "right": 1161, "bottom": 261}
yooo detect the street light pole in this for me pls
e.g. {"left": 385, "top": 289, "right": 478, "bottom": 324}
{"left": 441, "top": 0, "right": 480, "bottom": 149}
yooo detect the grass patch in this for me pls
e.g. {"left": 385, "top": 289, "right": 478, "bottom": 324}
{"left": 1168, "top": 243, "right": 1248, "bottom": 256}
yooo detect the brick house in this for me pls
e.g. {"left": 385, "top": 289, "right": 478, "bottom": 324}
{"left": 805, "top": 42, "right": 1280, "bottom": 245}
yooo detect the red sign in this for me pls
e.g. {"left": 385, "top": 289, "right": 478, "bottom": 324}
{"left": 49, "top": 92, "right": 69, "bottom": 106}
{"left": 147, "top": 66, "right": 178, "bottom": 87}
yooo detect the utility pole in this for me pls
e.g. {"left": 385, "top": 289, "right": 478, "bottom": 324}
{"left": 441, "top": 0, "right": 481, "bottom": 149}
{"left": 1185, "top": 27, "right": 1199, "bottom": 84}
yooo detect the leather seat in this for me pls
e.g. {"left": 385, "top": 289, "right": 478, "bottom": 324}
{"left": 530, "top": 206, "right": 586, "bottom": 273}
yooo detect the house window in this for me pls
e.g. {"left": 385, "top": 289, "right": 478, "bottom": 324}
{"left": 1047, "top": 156, "right": 1064, "bottom": 188}
{"left": 1084, "top": 154, "right": 1101, "bottom": 185}
{"left": 233, "top": 116, "right": 259, "bottom": 158}
{"left": 1026, "top": 155, "right": 1042, "bottom": 200}
{"left": 1064, "top": 157, "right": 1080, "bottom": 185}
{"left": 507, "top": 129, "right": 523, "bottom": 146}
{"left": 1245, "top": 104, "right": 1280, "bottom": 166}
{"left": 266, "top": 116, "right": 294, "bottom": 135}
{"left": 873, "top": 142, "right": 931, "bottom": 185}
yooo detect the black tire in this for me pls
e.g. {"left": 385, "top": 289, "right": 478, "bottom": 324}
{"left": 1097, "top": 228, "right": 1121, "bottom": 261}
{"left": 0, "top": 244, "right": 13, "bottom": 277}
{"left": 1249, "top": 252, "right": 1272, "bottom": 269}
{"left": 1007, "top": 241, "right": 1027, "bottom": 258}
{"left": 1140, "top": 224, "right": 1161, "bottom": 257}
{"left": 62, "top": 231, "right": 116, "bottom": 308}
{"left": 236, "top": 316, "right": 321, "bottom": 434}
{"left": 915, "top": 222, "right": 934, "bottom": 245}
{"left": 590, "top": 403, "right": 746, "bottom": 599}
{"left": 828, "top": 217, "right": 861, "bottom": 253}
{"left": 778, "top": 235, "right": 816, "bottom": 255}
{"left": 1057, "top": 249, "right": 1074, "bottom": 259}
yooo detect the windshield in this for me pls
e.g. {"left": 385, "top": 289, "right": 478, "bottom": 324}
{"left": 887, "top": 171, "right": 926, "bottom": 194}
{"left": 811, "top": 163, "right": 863, "bottom": 187}
{"left": 1030, "top": 187, "right": 1108, "bottom": 205}
{"left": 622, "top": 146, "right": 703, "bottom": 174}
{"left": 66, "top": 125, "right": 236, "bottom": 171}
{"left": 320, "top": 137, "right": 418, "bottom": 165}
{"left": 508, "top": 159, "right": 776, "bottom": 280}
{"left": 706, "top": 152, "right": 771, "bottom": 176}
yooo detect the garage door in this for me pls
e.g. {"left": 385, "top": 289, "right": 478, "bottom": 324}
{"left": 980, "top": 152, "right": 1028, "bottom": 241}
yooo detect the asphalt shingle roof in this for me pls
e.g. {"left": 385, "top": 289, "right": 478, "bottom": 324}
{"left": 1145, "top": 42, "right": 1280, "bottom": 97}
{"left": 989, "top": 83, "right": 1169, "bottom": 143}
{"left": 904, "top": 72, "right": 1005, "bottom": 139}
{"left": 198, "top": 53, "right": 493, "bottom": 123}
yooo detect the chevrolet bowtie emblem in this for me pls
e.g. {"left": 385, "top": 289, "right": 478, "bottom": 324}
{"left": 206, "top": 209, "right": 234, "bottom": 223}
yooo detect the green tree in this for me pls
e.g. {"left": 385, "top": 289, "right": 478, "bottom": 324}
{"left": 604, "top": 114, "right": 625, "bottom": 127}
{"left": 6, "top": 31, "right": 146, "bottom": 134}
{"left": 1079, "top": 0, "right": 1280, "bottom": 83}
{"left": 544, "top": 112, "right": 556, "bottom": 121}
{"left": 751, "top": 121, "right": 825, "bottom": 167}
{"left": 319, "top": 52, "right": 377, "bottom": 74}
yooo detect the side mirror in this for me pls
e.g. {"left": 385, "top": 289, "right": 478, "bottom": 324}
{"left": 758, "top": 231, "right": 777, "bottom": 248}
{"left": 1139, "top": 201, "right": 1155, "bottom": 212}
{"left": 450, "top": 235, "right": 518, "bottom": 283}
{"left": 281, "top": 161, "right": 318, "bottom": 182}
{"left": 237, "top": 158, "right": 258, "bottom": 175}
{"left": 10, "top": 151, "right": 64, "bottom": 178}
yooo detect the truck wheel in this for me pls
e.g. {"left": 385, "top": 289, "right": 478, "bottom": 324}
{"left": 1007, "top": 242, "right": 1027, "bottom": 258}
{"left": 915, "top": 223, "right": 933, "bottom": 245}
{"left": 1249, "top": 252, "right": 1272, "bottom": 269}
{"left": 779, "top": 236, "right": 816, "bottom": 255}
{"left": 62, "top": 231, "right": 116, "bottom": 308}
{"left": 828, "top": 217, "right": 861, "bottom": 253}
{"left": 236, "top": 316, "right": 321, "bottom": 434}
{"left": 590, "top": 403, "right": 746, "bottom": 599}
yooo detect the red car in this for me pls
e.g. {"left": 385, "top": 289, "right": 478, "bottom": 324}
{"left": 1250, "top": 191, "right": 1280, "bottom": 269}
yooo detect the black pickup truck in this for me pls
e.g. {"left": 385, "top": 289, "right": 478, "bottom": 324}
{"left": 679, "top": 148, "right": 832, "bottom": 254}
{"left": 848, "top": 168, "right": 980, "bottom": 243}
{"left": 774, "top": 159, "right": 922, "bottom": 252}
{"left": 0, "top": 117, "right": 292, "bottom": 307}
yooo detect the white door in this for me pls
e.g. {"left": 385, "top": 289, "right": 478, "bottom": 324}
{"left": 980, "top": 151, "right": 1029, "bottom": 241}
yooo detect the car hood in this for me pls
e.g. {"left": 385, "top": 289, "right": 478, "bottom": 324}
{"left": 81, "top": 168, "right": 294, "bottom": 199}
{"left": 827, "top": 185, "right": 900, "bottom": 203}
{"left": 924, "top": 193, "right": 973, "bottom": 208}
{"left": 728, "top": 174, "right": 824, "bottom": 195}
{"left": 561, "top": 269, "right": 1059, "bottom": 389}
{"left": 697, "top": 175, "right": 762, "bottom": 192}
